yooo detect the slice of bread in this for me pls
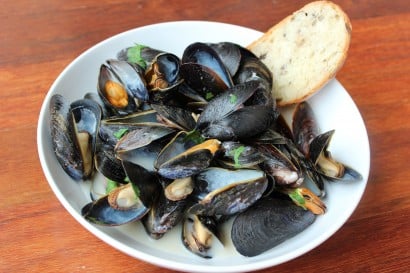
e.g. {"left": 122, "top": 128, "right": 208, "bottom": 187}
{"left": 247, "top": 1, "right": 352, "bottom": 106}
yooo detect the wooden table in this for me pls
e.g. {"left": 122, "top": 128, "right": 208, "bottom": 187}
{"left": 1, "top": 0, "right": 409, "bottom": 272}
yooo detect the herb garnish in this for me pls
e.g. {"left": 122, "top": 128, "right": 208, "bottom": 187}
{"left": 230, "top": 145, "right": 245, "bottom": 168}
{"left": 113, "top": 128, "right": 129, "bottom": 139}
{"left": 127, "top": 44, "right": 147, "bottom": 69}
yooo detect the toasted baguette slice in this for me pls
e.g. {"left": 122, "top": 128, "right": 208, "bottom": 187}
{"left": 248, "top": 1, "right": 351, "bottom": 106}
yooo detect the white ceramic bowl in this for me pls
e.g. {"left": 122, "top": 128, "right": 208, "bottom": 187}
{"left": 37, "top": 21, "right": 370, "bottom": 273}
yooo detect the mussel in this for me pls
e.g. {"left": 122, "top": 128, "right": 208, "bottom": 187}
{"left": 188, "top": 167, "right": 268, "bottom": 216}
{"left": 49, "top": 95, "right": 101, "bottom": 180}
{"left": 182, "top": 214, "right": 223, "bottom": 259}
{"left": 231, "top": 197, "right": 316, "bottom": 257}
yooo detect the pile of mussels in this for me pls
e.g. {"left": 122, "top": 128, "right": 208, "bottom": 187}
{"left": 49, "top": 42, "right": 362, "bottom": 258}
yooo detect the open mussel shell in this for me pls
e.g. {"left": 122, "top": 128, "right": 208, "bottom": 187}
{"left": 189, "top": 167, "right": 268, "bottom": 216}
{"left": 181, "top": 42, "right": 234, "bottom": 98}
{"left": 97, "top": 63, "right": 139, "bottom": 115}
{"left": 150, "top": 104, "right": 196, "bottom": 132}
{"left": 69, "top": 98, "right": 102, "bottom": 179}
{"left": 81, "top": 182, "right": 149, "bottom": 226}
{"left": 207, "top": 42, "right": 241, "bottom": 77}
{"left": 49, "top": 94, "right": 102, "bottom": 181}
{"left": 107, "top": 59, "right": 149, "bottom": 102}
{"left": 258, "top": 143, "right": 304, "bottom": 187}
{"left": 142, "top": 178, "right": 189, "bottom": 239}
{"left": 292, "top": 102, "right": 320, "bottom": 157}
{"left": 218, "top": 141, "right": 265, "bottom": 169}
{"left": 145, "top": 53, "right": 183, "bottom": 103}
{"left": 155, "top": 131, "right": 221, "bottom": 179}
{"left": 121, "top": 160, "right": 161, "bottom": 208}
{"left": 182, "top": 214, "right": 223, "bottom": 259}
{"left": 234, "top": 54, "right": 272, "bottom": 91}
{"left": 310, "top": 130, "right": 362, "bottom": 182}
{"left": 114, "top": 126, "right": 175, "bottom": 154}
{"left": 231, "top": 197, "right": 316, "bottom": 257}
{"left": 164, "top": 177, "right": 194, "bottom": 201}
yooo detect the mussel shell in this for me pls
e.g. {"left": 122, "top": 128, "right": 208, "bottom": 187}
{"left": 218, "top": 141, "right": 265, "bottom": 169}
{"left": 181, "top": 214, "right": 223, "bottom": 259}
{"left": 180, "top": 63, "right": 229, "bottom": 99}
{"left": 189, "top": 167, "right": 268, "bottom": 216}
{"left": 258, "top": 143, "right": 303, "bottom": 186}
{"left": 200, "top": 105, "right": 278, "bottom": 141}
{"left": 145, "top": 53, "right": 182, "bottom": 90}
{"left": 182, "top": 42, "right": 233, "bottom": 88}
{"left": 142, "top": 180, "right": 188, "bottom": 239}
{"left": 94, "top": 143, "right": 127, "bottom": 183}
{"left": 309, "top": 130, "right": 335, "bottom": 164}
{"left": 122, "top": 160, "right": 161, "bottom": 208}
{"left": 196, "top": 80, "right": 261, "bottom": 130}
{"left": 150, "top": 104, "right": 196, "bottom": 131}
{"left": 69, "top": 98, "right": 102, "bottom": 179}
{"left": 107, "top": 59, "right": 149, "bottom": 102}
{"left": 49, "top": 94, "right": 83, "bottom": 180}
{"left": 293, "top": 102, "right": 319, "bottom": 157}
{"left": 231, "top": 197, "right": 316, "bottom": 257}
{"left": 234, "top": 55, "right": 272, "bottom": 91}
{"left": 117, "top": 44, "right": 165, "bottom": 69}
{"left": 156, "top": 138, "right": 221, "bottom": 180}
{"left": 310, "top": 130, "right": 362, "bottom": 182}
{"left": 207, "top": 42, "right": 241, "bottom": 77}
{"left": 154, "top": 131, "right": 197, "bottom": 170}
{"left": 81, "top": 183, "right": 149, "bottom": 226}
{"left": 114, "top": 126, "right": 175, "bottom": 154}
{"left": 117, "top": 139, "right": 164, "bottom": 172}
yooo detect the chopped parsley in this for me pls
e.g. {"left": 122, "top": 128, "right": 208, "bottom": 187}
{"left": 229, "top": 93, "right": 237, "bottom": 104}
{"left": 288, "top": 188, "right": 306, "bottom": 209}
{"left": 205, "top": 92, "right": 214, "bottom": 100}
{"left": 105, "top": 179, "right": 118, "bottom": 194}
{"left": 230, "top": 145, "right": 245, "bottom": 168}
{"left": 184, "top": 129, "right": 205, "bottom": 145}
{"left": 127, "top": 44, "right": 147, "bottom": 69}
{"left": 113, "top": 128, "right": 129, "bottom": 139}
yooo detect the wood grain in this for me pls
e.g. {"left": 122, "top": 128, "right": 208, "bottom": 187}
{"left": 1, "top": 1, "right": 409, "bottom": 272}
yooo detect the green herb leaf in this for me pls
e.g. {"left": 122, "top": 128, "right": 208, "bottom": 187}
{"left": 230, "top": 145, "right": 245, "bottom": 168}
{"left": 105, "top": 179, "right": 118, "bottom": 194}
{"left": 113, "top": 128, "right": 129, "bottom": 139}
{"left": 184, "top": 129, "right": 205, "bottom": 145}
{"left": 288, "top": 189, "right": 306, "bottom": 208}
{"left": 229, "top": 93, "right": 237, "bottom": 104}
{"left": 130, "top": 182, "right": 140, "bottom": 198}
{"left": 127, "top": 44, "right": 147, "bottom": 69}
{"left": 205, "top": 92, "right": 214, "bottom": 100}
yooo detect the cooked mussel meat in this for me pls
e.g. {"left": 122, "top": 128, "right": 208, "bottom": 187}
{"left": 182, "top": 214, "right": 223, "bottom": 259}
{"left": 309, "top": 130, "right": 362, "bottom": 182}
{"left": 81, "top": 182, "right": 149, "bottom": 226}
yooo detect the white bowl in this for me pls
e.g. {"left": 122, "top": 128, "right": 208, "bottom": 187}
{"left": 37, "top": 21, "right": 370, "bottom": 273}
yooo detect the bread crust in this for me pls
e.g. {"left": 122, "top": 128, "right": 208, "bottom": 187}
{"left": 248, "top": 1, "right": 351, "bottom": 106}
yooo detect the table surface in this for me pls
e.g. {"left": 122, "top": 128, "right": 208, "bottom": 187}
{"left": 1, "top": 0, "right": 409, "bottom": 272}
